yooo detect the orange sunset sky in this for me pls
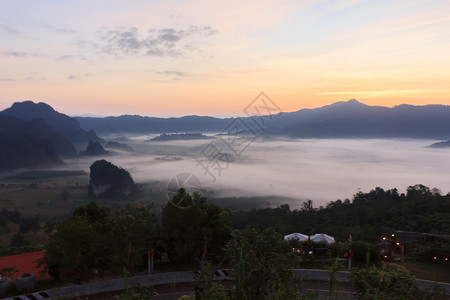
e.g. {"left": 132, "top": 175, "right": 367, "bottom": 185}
{"left": 1, "top": 0, "right": 450, "bottom": 117}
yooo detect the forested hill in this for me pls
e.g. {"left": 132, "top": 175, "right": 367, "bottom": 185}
{"left": 230, "top": 184, "right": 450, "bottom": 243}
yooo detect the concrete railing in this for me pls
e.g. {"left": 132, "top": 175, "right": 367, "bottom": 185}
{"left": 2, "top": 269, "right": 449, "bottom": 299}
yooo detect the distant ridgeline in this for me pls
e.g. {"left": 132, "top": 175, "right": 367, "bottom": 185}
{"left": 76, "top": 99, "right": 450, "bottom": 139}
{"left": 150, "top": 132, "right": 215, "bottom": 141}
{"left": 427, "top": 140, "right": 450, "bottom": 148}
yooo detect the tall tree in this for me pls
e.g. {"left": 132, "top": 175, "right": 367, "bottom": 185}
{"left": 161, "top": 189, "right": 231, "bottom": 263}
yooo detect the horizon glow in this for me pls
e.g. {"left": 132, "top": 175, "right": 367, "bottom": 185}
{"left": 1, "top": 0, "right": 450, "bottom": 117}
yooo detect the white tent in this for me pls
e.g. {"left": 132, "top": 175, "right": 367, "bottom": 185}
{"left": 284, "top": 232, "right": 309, "bottom": 242}
{"left": 310, "top": 233, "right": 335, "bottom": 244}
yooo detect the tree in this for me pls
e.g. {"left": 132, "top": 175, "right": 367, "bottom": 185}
{"left": 44, "top": 217, "right": 100, "bottom": 282}
{"left": 43, "top": 202, "right": 158, "bottom": 282}
{"left": 407, "top": 184, "right": 431, "bottom": 198}
{"left": 225, "top": 228, "right": 302, "bottom": 299}
{"left": 161, "top": 189, "right": 231, "bottom": 263}
{"left": 109, "top": 205, "right": 158, "bottom": 274}
{"left": 301, "top": 199, "right": 314, "bottom": 211}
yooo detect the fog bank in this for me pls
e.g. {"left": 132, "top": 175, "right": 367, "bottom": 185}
{"left": 59, "top": 138, "right": 450, "bottom": 209}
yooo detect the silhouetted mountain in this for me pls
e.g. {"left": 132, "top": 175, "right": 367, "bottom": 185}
{"left": 88, "top": 159, "right": 136, "bottom": 198}
{"left": 76, "top": 115, "right": 232, "bottom": 134}
{"left": 80, "top": 141, "right": 108, "bottom": 156}
{"left": 280, "top": 100, "right": 450, "bottom": 139}
{"left": 0, "top": 101, "right": 102, "bottom": 145}
{"left": 105, "top": 141, "right": 134, "bottom": 152}
{"left": 0, "top": 115, "right": 71, "bottom": 170}
{"left": 57, "top": 99, "right": 450, "bottom": 139}
{"left": 428, "top": 140, "right": 450, "bottom": 148}
{"left": 150, "top": 133, "right": 215, "bottom": 141}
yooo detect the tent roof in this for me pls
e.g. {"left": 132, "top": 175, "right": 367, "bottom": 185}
{"left": 310, "top": 233, "right": 335, "bottom": 244}
{"left": 284, "top": 232, "right": 309, "bottom": 241}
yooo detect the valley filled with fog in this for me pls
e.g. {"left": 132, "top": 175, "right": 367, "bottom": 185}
{"left": 59, "top": 137, "right": 450, "bottom": 209}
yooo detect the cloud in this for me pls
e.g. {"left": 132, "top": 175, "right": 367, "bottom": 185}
{"left": 97, "top": 25, "right": 217, "bottom": 57}
{"left": 58, "top": 55, "right": 74, "bottom": 60}
{"left": 2, "top": 51, "right": 27, "bottom": 57}
{"left": 0, "top": 24, "right": 20, "bottom": 35}
{"left": 158, "top": 70, "right": 187, "bottom": 77}
{"left": 0, "top": 78, "right": 15, "bottom": 82}
{"left": 66, "top": 73, "right": 91, "bottom": 80}
{"left": 40, "top": 24, "right": 76, "bottom": 34}
{"left": 57, "top": 54, "right": 88, "bottom": 61}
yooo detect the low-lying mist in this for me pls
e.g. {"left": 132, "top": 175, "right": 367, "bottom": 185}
{"left": 58, "top": 137, "right": 450, "bottom": 209}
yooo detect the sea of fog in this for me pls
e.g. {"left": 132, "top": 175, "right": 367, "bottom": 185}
{"left": 59, "top": 137, "right": 450, "bottom": 209}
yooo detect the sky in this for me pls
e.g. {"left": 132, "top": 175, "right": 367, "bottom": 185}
{"left": 1, "top": 0, "right": 450, "bottom": 117}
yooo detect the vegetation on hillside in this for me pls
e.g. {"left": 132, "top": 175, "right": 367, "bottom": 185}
{"left": 230, "top": 184, "right": 450, "bottom": 242}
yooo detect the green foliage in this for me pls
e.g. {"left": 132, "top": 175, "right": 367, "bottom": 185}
{"left": 109, "top": 205, "right": 158, "bottom": 274}
{"left": 0, "top": 266, "right": 18, "bottom": 278}
{"left": 230, "top": 185, "right": 450, "bottom": 243}
{"left": 0, "top": 209, "right": 40, "bottom": 237}
{"left": 0, "top": 245, "right": 43, "bottom": 256}
{"left": 195, "top": 262, "right": 231, "bottom": 300}
{"left": 225, "top": 228, "right": 302, "bottom": 299}
{"left": 118, "top": 283, "right": 156, "bottom": 300}
{"left": 351, "top": 265, "right": 423, "bottom": 300}
{"left": 351, "top": 241, "right": 378, "bottom": 263}
{"left": 11, "top": 233, "right": 29, "bottom": 247}
{"left": 161, "top": 189, "right": 231, "bottom": 263}
{"left": 43, "top": 201, "right": 158, "bottom": 282}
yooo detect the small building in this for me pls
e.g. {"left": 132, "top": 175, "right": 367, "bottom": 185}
{"left": 379, "top": 230, "right": 450, "bottom": 261}
{"left": 0, "top": 251, "right": 48, "bottom": 281}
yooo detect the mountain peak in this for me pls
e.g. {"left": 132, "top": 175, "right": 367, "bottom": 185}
{"left": 1, "top": 100, "right": 102, "bottom": 144}
{"left": 10, "top": 100, "right": 56, "bottom": 115}
{"left": 347, "top": 99, "right": 363, "bottom": 104}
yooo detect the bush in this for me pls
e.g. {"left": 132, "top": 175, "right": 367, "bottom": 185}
{"left": 352, "top": 265, "right": 422, "bottom": 299}
{"left": 351, "top": 241, "right": 378, "bottom": 263}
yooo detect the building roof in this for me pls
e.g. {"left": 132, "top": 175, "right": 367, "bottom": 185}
{"left": 394, "top": 230, "right": 450, "bottom": 244}
{"left": 0, "top": 250, "right": 48, "bottom": 281}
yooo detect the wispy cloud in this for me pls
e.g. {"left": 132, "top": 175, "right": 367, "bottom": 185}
{"left": 57, "top": 54, "right": 88, "bottom": 61}
{"left": 158, "top": 70, "right": 187, "bottom": 77}
{"left": 0, "top": 24, "right": 21, "bottom": 35}
{"left": 0, "top": 78, "right": 15, "bottom": 82}
{"left": 66, "top": 73, "right": 92, "bottom": 80}
{"left": 40, "top": 23, "right": 76, "bottom": 34}
{"left": 97, "top": 25, "right": 217, "bottom": 57}
{"left": 2, "top": 51, "right": 27, "bottom": 57}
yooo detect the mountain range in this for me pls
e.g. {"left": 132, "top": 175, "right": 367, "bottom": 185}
{"left": 75, "top": 99, "right": 450, "bottom": 139}
{"left": 2, "top": 99, "right": 450, "bottom": 170}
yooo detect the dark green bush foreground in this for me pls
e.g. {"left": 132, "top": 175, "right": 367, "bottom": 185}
{"left": 351, "top": 265, "right": 447, "bottom": 300}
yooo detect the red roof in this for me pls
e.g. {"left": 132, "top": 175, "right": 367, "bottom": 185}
{"left": 0, "top": 251, "right": 48, "bottom": 281}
